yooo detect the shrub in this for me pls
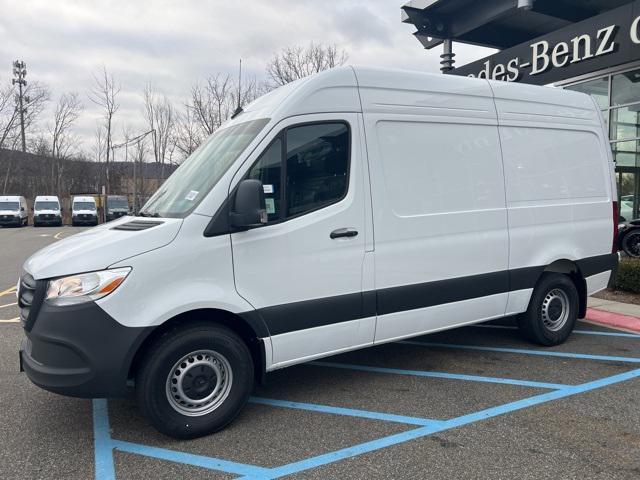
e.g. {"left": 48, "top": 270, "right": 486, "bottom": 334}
{"left": 616, "top": 257, "right": 640, "bottom": 293}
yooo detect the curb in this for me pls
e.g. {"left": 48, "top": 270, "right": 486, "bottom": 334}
{"left": 585, "top": 308, "right": 640, "bottom": 334}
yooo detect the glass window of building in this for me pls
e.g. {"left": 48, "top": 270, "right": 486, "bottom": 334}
{"left": 566, "top": 77, "right": 609, "bottom": 109}
{"left": 565, "top": 68, "right": 640, "bottom": 220}
{"left": 612, "top": 69, "right": 640, "bottom": 106}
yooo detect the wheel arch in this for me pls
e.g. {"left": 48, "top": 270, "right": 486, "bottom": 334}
{"left": 542, "top": 259, "right": 587, "bottom": 318}
{"left": 127, "top": 308, "right": 268, "bottom": 386}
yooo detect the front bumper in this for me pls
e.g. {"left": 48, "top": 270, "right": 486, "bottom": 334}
{"left": 72, "top": 215, "right": 98, "bottom": 225}
{"left": 0, "top": 215, "right": 20, "bottom": 225}
{"left": 19, "top": 299, "right": 153, "bottom": 398}
{"left": 36, "top": 215, "right": 61, "bottom": 225}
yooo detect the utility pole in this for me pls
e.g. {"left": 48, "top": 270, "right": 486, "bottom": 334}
{"left": 12, "top": 60, "right": 29, "bottom": 152}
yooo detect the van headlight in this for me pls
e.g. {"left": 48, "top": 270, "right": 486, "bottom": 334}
{"left": 46, "top": 268, "right": 131, "bottom": 306}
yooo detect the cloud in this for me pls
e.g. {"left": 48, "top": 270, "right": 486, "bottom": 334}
{"left": 0, "top": 0, "right": 495, "bottom": 152}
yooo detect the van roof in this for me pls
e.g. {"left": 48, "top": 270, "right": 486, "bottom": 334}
{"left": 35, "top": 196, "right": 59, "bottom": 202}
{"left": 0, "top": 195, "right": 23, "bottom": 202}
{"left": 228, "top": 65, "right": 599, "bottom": 129}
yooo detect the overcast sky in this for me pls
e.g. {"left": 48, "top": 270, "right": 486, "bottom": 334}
{"left": 0, "top": 0, "right": 495, "bottom": 154}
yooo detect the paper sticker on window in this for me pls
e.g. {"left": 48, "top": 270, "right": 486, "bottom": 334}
{"left": 265, "top": 198, "right": 275, "bottom": 214}
{"left": 263, "top": 184, "right": 274, "bottom": 194}
{"left": 185, "top": 190, "right": 198, "bottom": 201}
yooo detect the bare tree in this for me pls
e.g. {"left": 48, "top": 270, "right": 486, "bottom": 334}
{"left": 189, "top": 74, "right": 233, "bottom": 135}
{"left": 49, "top": 92, "right": 83, "bottom": 192}
{"left": 173, "top": 106, "right": 204, "bottom": 158}
{"left": 266, "top": 42, "right": 348, "bottom": 88}
{"left": 1, "top": 79, "right": 49, "bottom": 193}
{"left": 143, "top": 84, "right": 175, "bottom": 180}
{"left": 88, "top": 67, "right": 120, "bottom": 193}
{"left": 51, "top": 92, "right": 82, "bottom": 159}
{"left": 0, "top": 80, "right": 49, "bottom": 150}
{"left": 185, "top": 72, "right": 263, "bottom": 153}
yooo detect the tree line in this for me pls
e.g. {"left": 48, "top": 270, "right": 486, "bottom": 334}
{"left": 0, "top": 43, "right": 347, "bottom": 196}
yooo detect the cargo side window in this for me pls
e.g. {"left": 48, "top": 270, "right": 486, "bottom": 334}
{"left": 285, "top": 122, "right": 349, "bottom": 217}
{"left": 243, "top": 121, "right": 350, "bottom": 223}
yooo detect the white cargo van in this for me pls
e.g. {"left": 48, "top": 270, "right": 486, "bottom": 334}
{"left": 71, "top": 195, "right": 98, "bottom": 226}
{"left": 33, "top": 195, "right": 62, "bottom": 227}
{"left": 18, "top": 67, "right": 618, "bottom": 439}
{"left": 0, "top": 195, "right": 28, "bottom": 227}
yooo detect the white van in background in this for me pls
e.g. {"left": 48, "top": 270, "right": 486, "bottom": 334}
{"left": 71, "top": 196, "right": 98, "bottom": 226}
{"left": 0, "top": 195, "right": 28, "bottom": 227}
{"left": 33, "top": 196, "right": 62, "bottom": 227}
{"left": 18, "top": 67, "right": 618, "bottom": 439}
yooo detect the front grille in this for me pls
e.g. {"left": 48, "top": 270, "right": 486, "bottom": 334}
{"left": 39, "top": 214, "right": 54, "bottom": 220}
{"left": 18, "top": 274, "right": 46, "bottom": 331}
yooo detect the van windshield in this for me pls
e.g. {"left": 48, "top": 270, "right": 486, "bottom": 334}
{"left": 74, "top": 202, "right": 95, "bottom": 210}
{"left": 35, "top": 202, "right": 59, "bottom": 210}
{"left": 108, "top": 198, "right": 128, "bottom": 209}
{"left": 140, "top": 118, "right": 270, "bottom": 218}
{"left": 0, "top": 201, "right": 19, "bottom": 210}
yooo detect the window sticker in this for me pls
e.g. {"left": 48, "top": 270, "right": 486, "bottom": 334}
{"left": 263, "top": 184, "right": 274, "bottom": 194}
{"left": 185, "top": 190, "right": 199, "bottom": 201}
{"left": 265, "top": 198, "right": 275, "bottom": 214}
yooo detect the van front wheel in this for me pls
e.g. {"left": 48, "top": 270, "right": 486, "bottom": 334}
{"left": 517, "top": 273, "right": 579, "bottom": 346}
{"left": 136, "top": 323, "right": 254, "bottom": 439}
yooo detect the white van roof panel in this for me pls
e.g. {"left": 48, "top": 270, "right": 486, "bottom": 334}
{"left": 35, "top": 196, "right": 59, "bottom": 202}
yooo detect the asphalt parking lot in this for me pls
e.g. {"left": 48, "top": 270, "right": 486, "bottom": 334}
{"left": 1, "top": 226, "right": 639, "bottom": 479}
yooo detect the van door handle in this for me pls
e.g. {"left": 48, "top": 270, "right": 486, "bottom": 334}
{"left": 330, "top": 228, "right": 358, "bottom": 239}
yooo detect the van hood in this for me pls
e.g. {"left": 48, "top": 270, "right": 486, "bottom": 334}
{"left": 0, "top": 209, "right": 19, "bottom": 215}
{"left": 24, "top": 216, "right": 183, "bottom": 280}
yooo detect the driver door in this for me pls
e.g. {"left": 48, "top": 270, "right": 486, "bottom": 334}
{"left": 230, "top": 114, "right": 373, "bottom": 369}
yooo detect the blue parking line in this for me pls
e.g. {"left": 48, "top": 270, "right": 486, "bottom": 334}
{"left": 250, "top": 396, "right": 443, "bottom": 427}
{"left": 112, "top": 440, "right": 270, "bottom": 477}
{"left": 401, "top": 341, "right": 640, "bottom": 363}
{"left": 310, "top": 361, "right": 568, "bottom": 390}
{"left": 471, "top": 324, "right": 640, "bottom": 338}
{"left": 92, "top": 399, "right": 115, "bottom": 480}
{"left": 238, "top": 368, "right": 640, "bottom": 479}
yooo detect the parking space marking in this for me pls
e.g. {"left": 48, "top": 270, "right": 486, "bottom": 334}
{"left": 401, "top": 341, "right": 640, "bottom": 363}
{"left": 472, "top": 323, "right": 640, "bottom": 338}
{"left": 0, "top": 286, "right": 16, "bottom": 297}
{"left": 93, "top": 399, "right": 116, "bottom": 480}
{"left": 0, "top": 318, "right": 19, "bottom": 323}
{"left": 0, "top": 302, "right": 17, "bottom": 308}
{"left": 54, "top": 231, "right": 64, "bottom": 240}
{"left": 112, "top": 440, "right": 272, "bottom": 477}
{"left": 250, "top": 397, "right": 443, "bottom": 427}
{"left": 93, "top": 347, "right": 640, "bottom": 480}
{"left": 235, "top": 368, "right": 640, "bottom": 480}
{"left": 310, "top": 361, "right": 569, "bottom": 390}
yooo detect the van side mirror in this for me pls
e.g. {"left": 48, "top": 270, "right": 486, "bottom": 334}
{"left": 229, "top": 179, "right": 268, "bottom": 230}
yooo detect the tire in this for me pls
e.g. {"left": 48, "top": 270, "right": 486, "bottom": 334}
{"left": 517, "top": 273, "right": 579, "bottom": 346}
{"left": 135, "top": 322, "right": 254, "bottom": 439}
{"left": 622, "top": 230, "right": 640, "bottom": 257}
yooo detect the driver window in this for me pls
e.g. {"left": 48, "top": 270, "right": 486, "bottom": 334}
{"left": 246, "top": 138, "right": 282, "bottom": 221}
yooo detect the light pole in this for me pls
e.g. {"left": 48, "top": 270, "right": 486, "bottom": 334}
{"left": 11, "top": 60, "right": 29, "bottom": 152}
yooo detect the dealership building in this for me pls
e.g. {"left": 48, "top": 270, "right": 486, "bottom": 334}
{"left": 402, "top": 0, "right": 640, "bottom": 220}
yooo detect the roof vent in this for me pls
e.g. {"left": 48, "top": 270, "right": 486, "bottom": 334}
{"left": 111, "top": 220, "right": 164, "bottom": 231}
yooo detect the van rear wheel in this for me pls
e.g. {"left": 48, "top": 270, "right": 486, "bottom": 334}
{"left": 517, "top": 273, "right": 579, "bottom": 346}
{"left": 135, "top": 323, "right": 254, "bottom": 439}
